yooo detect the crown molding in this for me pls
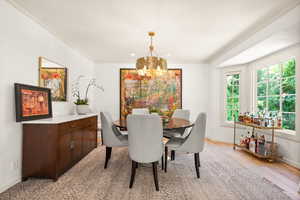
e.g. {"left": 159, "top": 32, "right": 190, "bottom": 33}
{"left": 207, "top": 1, "right": 300, "bottom": 66}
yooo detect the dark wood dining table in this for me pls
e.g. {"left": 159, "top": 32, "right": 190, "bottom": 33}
{"left": 113, "top": 117, "right": 194, "bottom": 133}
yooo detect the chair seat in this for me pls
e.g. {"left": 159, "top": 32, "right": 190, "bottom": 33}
{"left": 166, "top": 138, "right": 185, "bottom": 150}
{"left": 163, "top": 131, "right": 181, "bottom": 138}
{"left": 120, "top": 131, "right": 128, "bottom": 136}
{"left": 117, "top": 134, "right": 128, "bottom": 145}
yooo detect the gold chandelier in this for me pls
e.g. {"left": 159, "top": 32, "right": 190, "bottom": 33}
{"left": 136, "top": 32, "right": 167, "bottom": 76}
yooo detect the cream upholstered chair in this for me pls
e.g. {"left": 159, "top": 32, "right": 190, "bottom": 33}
{"left": 100, "top": 112, "right": 128, "bottom": 169}
{"left": 132, "top": 108, "right": 149, "bottom": 115}
{"left": 164, "top": 109, "right": 190, "bottom": 160}
{"left": 127, "top": 114, "right": 163, "bottom": 191}
{"left": 165, "top": 113, "right": 207, "bottom": 178}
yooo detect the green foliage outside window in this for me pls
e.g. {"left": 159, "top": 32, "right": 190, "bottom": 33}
{"left": 226, "top": 74, "right": 240, "bottom": 121}
{"left": 256, "top": 59, "right": 296, "bottom": 131}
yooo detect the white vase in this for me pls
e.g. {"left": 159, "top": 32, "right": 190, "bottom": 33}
{"left": 76, "top": 105, "right": 90, "bottom": 115}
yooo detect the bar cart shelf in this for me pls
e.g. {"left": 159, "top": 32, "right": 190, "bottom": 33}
{"left": 233, "top": 121, "right": 281, "bottom": 162}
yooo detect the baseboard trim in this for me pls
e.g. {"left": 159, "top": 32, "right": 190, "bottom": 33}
{"left": 280, "top": 157, "right": 300, "bottom": 170}
{"left": 206, "top": 137, "right": 300, "bottom": 170}
{"left": 0, "top": 178, "right": 20, "bottom": 194}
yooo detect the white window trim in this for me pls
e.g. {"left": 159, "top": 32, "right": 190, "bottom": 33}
{"left": 252, "top": 58, "right": 296, "bottom": 134}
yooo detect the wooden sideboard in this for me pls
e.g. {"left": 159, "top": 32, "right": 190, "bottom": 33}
{"left": 22, "top": 114, "right": 98, "bottom": 181}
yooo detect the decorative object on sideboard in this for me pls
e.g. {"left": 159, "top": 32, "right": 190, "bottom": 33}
{"left": 72, "top": 75, "right": 104, "bottom": 115}
{"left": 15, "top": 83, "right": 53, "bottom": 122}
{"left": 39, "top": 57, "right": 68, "bottom": 101}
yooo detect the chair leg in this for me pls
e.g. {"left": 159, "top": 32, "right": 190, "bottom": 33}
{"left": 152, "top": 162, "right": 159, "bottom": 191}
{"left": 161, "top": 156, "right": 164, "bottom": 170}
{"left": 198, "top": 154, "right": 201, "bottom": 167}
{"left": 104, "top": 147, "right": 112, "bottom": 169}
{"left": 165, "top": 146, "right": 168, "bottom": 173}
{"left": 171, "top": 150, "right": 175, "bottom": 161}
{"left": 194, "top": 153, "right": 200, "bottom": 178}
{"left": 100, "top": 130, "right": 104, "bottom": 145}
{"left": 129, "top": 161, "right": 137, "bottom": 188}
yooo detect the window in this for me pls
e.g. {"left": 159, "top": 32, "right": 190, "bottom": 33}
{"left": 226, "top": 73, "right": 240, "bottom": 122}
{"left": 256, "top": 59, "right": 296, "bottom": 131}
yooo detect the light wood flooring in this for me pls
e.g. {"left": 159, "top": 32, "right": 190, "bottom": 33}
{"left": 206, "top": 139, "right": 300, "bottom": 200}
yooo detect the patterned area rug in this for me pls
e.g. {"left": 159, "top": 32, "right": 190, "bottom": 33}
{"left": 0, "top": 144, "right": 292, "bottom": 200}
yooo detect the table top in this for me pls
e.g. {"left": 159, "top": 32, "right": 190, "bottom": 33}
{"left": 114, "top": 117, "right": 194, "bottom": 130}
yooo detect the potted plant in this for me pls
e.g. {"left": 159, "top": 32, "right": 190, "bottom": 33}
{"left": 72, "top": 75, "right": 104, "bottom": 115}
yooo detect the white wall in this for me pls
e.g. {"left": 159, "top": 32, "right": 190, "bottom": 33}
{"left": 94, "top": 63, "right": 210, "bottom": 121}
{"left": 0, "top": 1, "right": 94, "bottom": 193}
{"left": 207, "top": 44, "right": 300, "bottom": 168}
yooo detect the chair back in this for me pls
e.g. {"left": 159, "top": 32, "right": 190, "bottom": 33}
{"left": 127, "top": 114, "right": 163, "bottom": 163}
{"left": 172, "top": 109, "right": 190, "bottom": 120}
{"left": 132, "top": 108, "right": 149, "bottom": 115}
{"left": 178, "top": 113, "right": 207, "bottom": 153}
{"left": 100, "top": 112, "right": 124, "bottom": 147}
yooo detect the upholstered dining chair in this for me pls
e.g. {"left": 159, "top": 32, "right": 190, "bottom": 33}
{"left": 127, "top": 114, "right": 163, "bottom": 191}
{"left": 164, "top": 113, "right": 207, "bottom": 179}
{"left": 131, "top": 108, "right": 149, "bottom": 115}
{"left": 100, "top": 112, "right": 128, "bottom": 169}
{"left": 164, "top": 109, "right": 190, "bottom": 160}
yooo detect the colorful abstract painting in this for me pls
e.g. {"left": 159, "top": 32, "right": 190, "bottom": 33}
{"left": 15, "top": 83, "right": 52, "bottom": 122}
{"left": 120, "top": 69, "right": 182, "bottom": 120}
{"left": 21, "top": 89, "right": 50, "bottom": 117}
{"left": 39, "top": 67, "right": 67, "bottom": 101}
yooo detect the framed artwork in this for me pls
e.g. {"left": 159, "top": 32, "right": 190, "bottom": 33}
{"left": 39, "top": 57, "right": 67, "bottom": 101}
{"left": 120, "top": 69, "right": 182, "bottom": 120}
{"left": 15, "top": 83, "right": 52, "bottom": 122}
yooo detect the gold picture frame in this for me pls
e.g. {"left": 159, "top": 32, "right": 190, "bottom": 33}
{"left": 38, "top": 57, "right": 68, "bottom": 101}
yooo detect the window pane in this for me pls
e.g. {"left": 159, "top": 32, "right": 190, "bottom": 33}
{"left": 227, "top": 110, "right": 233, "bottom": 121}
{"left": 233, "top": 86, "right": 239, "bottom": 97}
{"left": 268, "top": 81, "right": 280, "bottom": 95}
{"left": 257, "top": 97, "right": 266, "bottom": 111}
{"left": 268, "top": 64, "right": 280, "bottom": 80}
{"left": 226, "top": 85, "right": 233, "bottom": 98}
{"left": 282, "top": 59, "right": 296, "bottom": 78}
{"left": 257, "top": 68, "right": 268, "bottom": 82}
{"left": 232, "top": 97, "right": 239, "bottom": 104}
{"left": 282, "top": 113, "right": 295, "bottom": 131}
{"left": 268, "top": 96, "right": 280, "bottom": 111}
{"left": 282, "top": 95, "right": 295, "bottom": 112}
{"left": 226, "top": 102, "right": 234, "bottom": 110}
{"left": 257, "top": 82, "right": 267, "bottom": 96}
{"left": 227, "top": 97, "right": 233, "bottom": 106}
{"left": 233, "top": 74, "right": 240, "bottom": 80}
{"left": 232, "top": 74, "right": 240, "bottom": 85}
{"left": 233, "top": 110, "right": 239, "bottom": 121}
{"left": 282, "top": 77, "right": 295, "bottom": 95}
{"left": 233, "top": 102, "right": 240, "bottom": 110}
{"left": 227, "top": 75, "right": 233, "bottom": 85}
{"left": 227, "top": 75, "right": 239, "bottom": 85}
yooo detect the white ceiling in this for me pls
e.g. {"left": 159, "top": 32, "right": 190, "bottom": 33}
{"left": 8, "top": 0, "right": 300, "bottom": 64}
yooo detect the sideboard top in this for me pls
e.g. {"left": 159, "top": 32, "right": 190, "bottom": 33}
{"left": 22, "top": 113, "right": 98, "bottom": 124}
